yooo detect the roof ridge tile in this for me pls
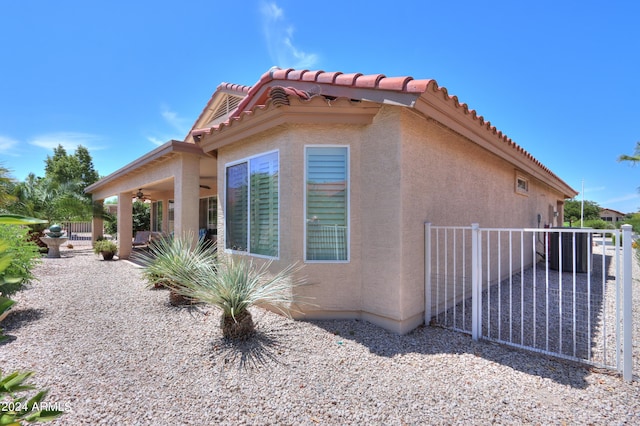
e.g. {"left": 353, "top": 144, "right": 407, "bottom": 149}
{"left": 378, "top": 76, "right": 414, "bottom": 91}
{"left": 335, "top": 73, "right": 363, "bottom": 86}
{"left": 316, "top": 71, "right": 343, "bottom": 84}
{"left": 354, "top": 74, "right": 386, "bottom": 88}
{"left": 301, "top": 70, "right": 324, "bottom": 81}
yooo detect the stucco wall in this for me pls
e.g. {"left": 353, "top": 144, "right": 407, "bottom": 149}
{"left": 398, "top": 108, "right": 568, "bottom": 322}
{"left": 216, "top": 124, "right": 367, "bottom": 317}
{"left": 215, "top": 105, "right": 569, "bottom": 334}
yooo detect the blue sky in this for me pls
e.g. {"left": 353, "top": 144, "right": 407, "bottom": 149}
{"left": 1, "top": 1, "right": 638, "bottom": 212}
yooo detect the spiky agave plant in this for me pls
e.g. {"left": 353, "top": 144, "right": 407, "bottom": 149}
{"left": 173, "top": 256, "right": 306, "bottom": 340}
{"left": 133, "top": 232, "right": 216, "bottom": 306}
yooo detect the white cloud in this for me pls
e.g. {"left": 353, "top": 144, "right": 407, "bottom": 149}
{"left": 29, "top": 132, "right": 105, "bottom": 152}
{"left": 0, "top": 136, "right": 18, "bottom": 155}
{"left": 161, "top": 105, "right": 190, "bottom": 134}
{"left": 261, "top": 2, "right": 283, "bottom": 20}
{"left": 145, "top": 105, "right": 191, "bottom": 147}
{"left": 260, "top": 2, "right": 319, "bottom": 69}
{"left": 146, "top": 136, "right": 165, "bottom": 146}
{"left": 602, "top": 193, "right": 640, "bottom": 204}
{"left": 584, "top": 186, "right": 606, "bottom": 194}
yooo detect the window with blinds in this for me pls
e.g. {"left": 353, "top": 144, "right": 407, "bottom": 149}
{"left": 225, "top": 151, "right": 279, "bottom": 257}
{"left": 305, "top": 146, "right": 349, "bottom": 262}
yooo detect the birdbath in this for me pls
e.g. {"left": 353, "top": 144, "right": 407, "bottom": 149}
{"left": 39, "top": 224, "right": 69, "bottom": 258}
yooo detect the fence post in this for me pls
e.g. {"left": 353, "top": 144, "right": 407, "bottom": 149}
{"left": 424, "top": 223, "right": 432, "bottom": 326}
{"left": 471, "top": 223, "right": 481, "bottom": 341}
{"left": 622, "top": 224, "right": 633, "bottom": 382}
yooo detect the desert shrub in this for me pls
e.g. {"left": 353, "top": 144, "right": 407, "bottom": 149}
{"left": 623, "top": 213, "right": 640, "bottom": 233}
{"left": 92, "top": 240, "right": 117, "bottom": 254}
{"left": 172, "top": 255, "right": 307, "bottom": 340}
{"left": 133, "top": 233, "right": 216, "bottom": 306}
{"left": 582, "top": 219, "right": 613, "bottom": 230}
{"left": 0, "top": 225, "right": 41, "bottom": 296}
{"left": 137, "top": 233, "right": 309, "bottom": 339}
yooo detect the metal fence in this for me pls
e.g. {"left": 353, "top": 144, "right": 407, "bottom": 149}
{"left": 60, "top": 221, "right": 93, "bottom": 241}
{"left": 425, "top": 223, "right": 634, "bottom": 382}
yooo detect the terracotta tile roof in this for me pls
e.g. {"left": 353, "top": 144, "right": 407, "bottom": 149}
{"left": 190, "top": 67, "right": 576, "bottom": 196}
{"left": 217, "top": 82, "right": 251, "bottom": 93}
{"left": 268, "top": 86, "right": 311, "bottom": 106}
{"left": 230, "top": 68, "right": 431, "bottom": 120}
{"left": 185, "top": 82, "right": 251, "bottom": 141}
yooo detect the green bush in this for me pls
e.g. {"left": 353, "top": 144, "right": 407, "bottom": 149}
{"left": 582, "top": 219, "right": 613, "bottom": 230}
{"left": 623, "top": 213, "right": 640, "bottom": 233}
{"left": 0, "top": 225, "right": 41, "bottom": 297}
{"left": 0, "top": 370, "right": 65, "bottom": 423}
{"left": 93, "top": 240, "right": 117, "bottom": 262}
{"left": 92, "top": 240, "right": 117, "bottom": 255}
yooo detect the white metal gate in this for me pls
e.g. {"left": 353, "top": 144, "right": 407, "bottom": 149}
{"left": 425, "top": 223, "right": 634, "bottom": 382}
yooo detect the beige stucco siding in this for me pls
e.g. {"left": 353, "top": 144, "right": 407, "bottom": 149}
{"left": 358, "top": 108, "right": 404, "bottom": 322}
{"left": 398, "top": 108, "right": 567, "bottom": 321}
{"left": 216, "top": 124, "right": 366, "bottom": 315}
{"left": 214, "top": 102, "right": 570, "bottom": 334}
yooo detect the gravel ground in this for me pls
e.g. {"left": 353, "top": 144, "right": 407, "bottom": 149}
{"left": 1, "top": 243, "right": 639, "bottom": 425}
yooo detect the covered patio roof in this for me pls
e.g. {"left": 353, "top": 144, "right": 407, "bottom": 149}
{"left": 85, "top": 140, "right": 212, "bottom": 200}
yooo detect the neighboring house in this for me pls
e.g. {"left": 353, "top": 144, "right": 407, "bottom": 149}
{"left": 600, "top": 208, "right": 626, "bottom": 223}
{"left": 85, "top": 68, "right": 577, "bottom": 334}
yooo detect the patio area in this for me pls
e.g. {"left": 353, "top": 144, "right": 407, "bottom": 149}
{"left": 0, "top": 244, "right": 638, "bottom": 424}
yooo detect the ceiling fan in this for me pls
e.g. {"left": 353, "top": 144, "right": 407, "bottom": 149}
{"left": 134, "top": 188, "right": 150, "bottom": 201}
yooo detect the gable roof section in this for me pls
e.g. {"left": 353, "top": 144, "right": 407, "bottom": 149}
{"left": 184, "top": 82, "right": 250, "bottom": 143}
{"left": 191, "top": 68, "right": 577, "bottom": 198}
{"left": 601, "top": 208, "right": 626, "bottom": 216}
{"left": 197, "top": 92, "right": 380, "bottom": 151}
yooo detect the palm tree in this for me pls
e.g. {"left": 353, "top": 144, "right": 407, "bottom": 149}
{"left": 618, "top": 141, "right": 640, "bottom": 164}
{"left": 10, "top": 175, "right": 92, "bottom": 222}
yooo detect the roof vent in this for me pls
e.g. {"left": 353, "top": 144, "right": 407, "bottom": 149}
{"left": 210, "top": 95, "right": 243, "bottom": 124}
{"left": 269, "top": 86, "right": 291, "bottom": 106}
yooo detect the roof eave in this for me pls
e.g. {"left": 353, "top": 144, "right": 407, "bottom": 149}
{"left": 414, "top": 89, "right": 577, "bottom": 199}
{"left": 197, "top": 97, "right": 380, "bottom": 153}
{"left": 85, "top": 140, "right": 206, "bottom": 194}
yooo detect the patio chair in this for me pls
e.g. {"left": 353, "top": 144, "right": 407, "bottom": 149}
{"left": 132, "top": 231, "right": 151, "bottom": 247}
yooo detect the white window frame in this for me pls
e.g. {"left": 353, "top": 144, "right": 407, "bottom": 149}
{"left": 199, "top": 195, "right": 217, "bottom": 230}
{"left": 515, "top": 172, "right": 529, "bottom": 196}
{"left": 151, "top": 200, "right": 163, "bottom": 232}
{"left": 168, "top": 199, "right": 175, "bottom": 234}
{"left": 303, "top": 145, "right": 350, "bottom": 263}
{"left": 223, "top": 149, "right": 280, "bottom": 259}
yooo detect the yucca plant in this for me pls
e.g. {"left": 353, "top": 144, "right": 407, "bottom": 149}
{"left": 172, "top": 256, "right": 306, "bottom": 340}
{"left": 133, "top": 233, "right": 216, "bottom": 306}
